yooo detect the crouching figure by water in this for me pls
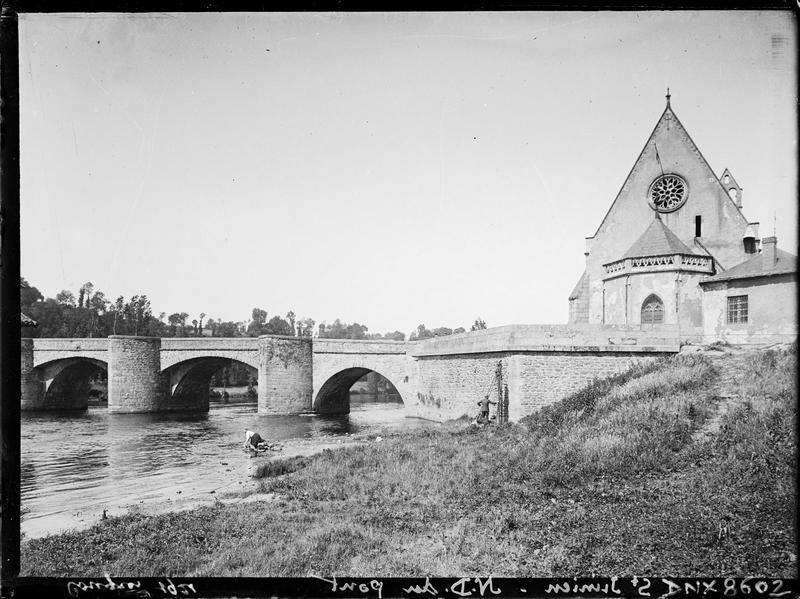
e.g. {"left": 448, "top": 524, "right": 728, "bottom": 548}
{"left": 243, "top": 429, "right": 282, "bottom": 455}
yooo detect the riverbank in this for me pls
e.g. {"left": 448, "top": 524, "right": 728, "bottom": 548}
{"left": 21, "top": 346, "right": 796, "bottom": 576}
{"left": 20, "top": 431, "right": 379, "bottom": 539}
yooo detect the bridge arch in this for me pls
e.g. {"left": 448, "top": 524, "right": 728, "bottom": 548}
{"left": 314, "top": 367, "right": 404, "bottom": 414}
{"left": 161, "top": 356, "right": 257, "bottom": 410}
{"left": 32, "top": 357, "right": 108, "bottom": 410}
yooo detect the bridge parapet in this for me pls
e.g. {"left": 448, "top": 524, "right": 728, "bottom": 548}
{"left": 160, "top": 338, "right": 260, "bottom": 351}
{"left": 31, "top": 338, "right": 110, "bottom": 368}
{"left": 408, "top": 324, "right": 681, "bottom": 422}
{"left": 159, "top": 337, "right": 260, "bottom": 370}
{"left": 410, "top": 324, "right": 680, "bottom": 357}
{"left": 31, "top": 338, "right": 109, "bottom": 352}
{"left": 312, "top": 339, "right": 409, "bottom": 355}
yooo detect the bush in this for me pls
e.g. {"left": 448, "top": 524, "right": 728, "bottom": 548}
{"left": 253, "top": 456, "right": 309, "bottom": 479}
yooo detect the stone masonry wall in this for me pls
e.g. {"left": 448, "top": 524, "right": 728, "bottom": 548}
{"left": 160, "top": 338, "right": 259, "bottom": 370}
{"left": 32, "top": 338, "right": 109, "bottom": 369}
{"left": 701, "top": 275, "right": 798, "bottom": 344}
{"left": 21, "top": 338, "right": 45, "bottom": 410}
{"left": 108, "top": 336, "right": 164, "bottom": 413}
{"left": 414, "top": 350, "right": 661, "bottom": 422}
{"left": 410, "top": 352, "right": 513, "bottom": 421}
{"left": 258, "top": 336, "right": 313, "bottom": 414}
{"left": 26, "top": 328, "right": 678, "bottom": 419}
{"left": 508, "top": 352, "right": 660, "bottom": 418}
{"left": 312, "top": 347, "right": 413, "bottom": 412}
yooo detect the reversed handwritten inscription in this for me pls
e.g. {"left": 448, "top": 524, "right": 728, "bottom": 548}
{"left": 543, "top": 577, "right": 794, "bottom": 598}
{"left": 449, "top": 577, "right": 501, "bottom": 597}
{"left": 402, "top": 577, "right": 438, "bottom": 596}
{"left": 67, "top": 575, "right": 147, "bottom": 598}
{"left": 401, "top": 577, "right": 501, "bottom": 597}
{"left": 66, "top": 575, "right": 196, "bottom": 598}
{"left": 545, "top": 577, "right": 623, "bottom": 596}
{"left": 313, "top": 575, "right": 385, "bottom": 599}
{"left": 56, "top": 576, "right": 796, "bottom": 599}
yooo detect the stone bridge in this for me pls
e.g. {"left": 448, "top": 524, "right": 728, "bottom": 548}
{"left": 21, "top": 325, "right": 681, "bottom": 421}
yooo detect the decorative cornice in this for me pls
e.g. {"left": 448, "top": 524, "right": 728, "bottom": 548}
{"left": 602, "top": 253, "right": 714, "bottom": 280}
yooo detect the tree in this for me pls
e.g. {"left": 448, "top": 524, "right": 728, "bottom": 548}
{"left": 56, "top": 290, "right": 77, "bottom": 307}
{"left": 247, "top": 308, "right": 268, "bottom": 337}
{"left": 264, "top": 315, "right": 293, "bottom": 336}
{"left": 25, "top": 298, "right": 65, "bottom": 337}
{"left": 216, "top": 321, "right": 239, "bottom": 337}
{"left": 471, "top": 318, "right": 487, "bottom": 331}
{"left": 167, "top": 313, "right": 183, "bottom": 336}
{"left": 84, "top": 289, "right": 108, "bottom": 337}
{"left": 206, "top": 318, "right": 218, "bottom": 336}
{"left": 286, "top": 311, "right": 296, "bottom": 335}
{"left": 192, "top": 319, "right": 198, "bottom": 335}
{"left": 126, "top": 295, "right": 152, "bottom": 336}
{"left": 409, "top": 324, "right": 434, "bottom": 341}
{"left": 297, "top": 317, "right": 315, "bottom": 338}
{"left": 317, "top": 319, "right": 369, "bottom": 339}
{"left": 453, "top": 327, "right": 466, "bottom": 334}
{"left": 384, "top": 330, "right": 406, "bottom": 341}
{"left": 112, "top": 296, "right": 125, "bottom": 334}
{"left": 78, "top": 282, "right": 94, "bottom": 308}
{"left": 21, "top": 278, "right": 44, "bottom": 307}
{"left": 199, "top": 312, "right": 206, "bottom": 335}
{"left": 433, "top": 327, "right": 453, "bottom": 337}
{"left": 87, "top": 290, "right": 111, "bottom": 336}
{"left": 322, "top": 319, "right": 346, "bottom": 338}
{"left": 177, "top": 312, "right": 189, "bottom": 336}
{"left": 345, "top": 322, "right": 368, "bottom": 339}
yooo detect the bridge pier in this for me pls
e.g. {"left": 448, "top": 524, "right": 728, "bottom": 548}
{"left": 21, "top": 339, "right": 45, "bottom": 410}
{"left": 108, "top": 336, "right": 165, "bottom": 413}
{"left": 257, "top": 336, "right": 312, "bottom": 414}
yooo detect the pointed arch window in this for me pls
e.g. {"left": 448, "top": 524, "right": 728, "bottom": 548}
{"left": 641, "top": 294, "right": 664, "bottom": 324}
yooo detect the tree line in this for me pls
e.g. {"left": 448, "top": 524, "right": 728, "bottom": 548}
{"left": 21, "top": 278, "right": 488, "bottom": 341}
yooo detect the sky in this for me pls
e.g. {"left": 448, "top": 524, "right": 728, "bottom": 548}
{"left": 18, "top": 11, "right": 798, "bottom": 337}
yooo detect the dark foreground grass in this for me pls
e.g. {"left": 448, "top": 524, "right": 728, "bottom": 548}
{"left": 22, "top": 349, "right": 796, "bottom": 576}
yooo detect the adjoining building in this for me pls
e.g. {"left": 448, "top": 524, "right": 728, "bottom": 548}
{"left": 568, "top": 93, "right": 797, "bottom": 345}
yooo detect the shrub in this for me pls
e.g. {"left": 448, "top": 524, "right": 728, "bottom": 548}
{"left": 253, "top": 456, "right": 309, "bottom": 479}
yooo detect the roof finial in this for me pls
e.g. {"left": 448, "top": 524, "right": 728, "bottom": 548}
{"left": 666, "top": 87, "right": 671, "bottom": 108}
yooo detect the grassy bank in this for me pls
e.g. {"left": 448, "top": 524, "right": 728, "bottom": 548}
{"left": 22, "top": 347, "right": 796, "bottom": 576}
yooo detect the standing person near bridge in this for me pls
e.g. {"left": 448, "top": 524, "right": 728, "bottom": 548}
{"left": 477, "top": 395, "right": 496, "bottom": 424}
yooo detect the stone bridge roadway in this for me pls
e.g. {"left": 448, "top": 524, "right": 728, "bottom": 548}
{"left": 21, "top": 325, "right": 680, "bottom": 421}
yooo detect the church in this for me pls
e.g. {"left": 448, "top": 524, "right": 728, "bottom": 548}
{"left": 567, "top": 93, "right": 797, "bottom": 345}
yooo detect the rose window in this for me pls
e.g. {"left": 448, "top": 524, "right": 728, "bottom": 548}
{"left": 648, "top": 174, "right": 688, "bottom": 212}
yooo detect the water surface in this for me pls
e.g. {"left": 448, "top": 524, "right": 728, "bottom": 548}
{"left": 21, "top": 396, "right": 430, "bottom": 539}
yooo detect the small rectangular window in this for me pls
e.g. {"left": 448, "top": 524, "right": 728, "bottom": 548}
{"left": 727, "top": 295, "right": 748, "bottom": 324}
{"left": 695, "top": 215, "right": 702, "bottom": 237}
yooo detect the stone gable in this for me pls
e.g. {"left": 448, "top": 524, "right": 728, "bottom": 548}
{"left": 572, "top": 100, "right": 755, "bottom": 327}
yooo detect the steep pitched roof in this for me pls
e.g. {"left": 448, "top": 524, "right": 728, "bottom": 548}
{"left": 592, "top": 99, "right": 748, "bottom": 239}
{"left": 720, "top": 168, "right": 741, "bottom": 190}
{"left": 568, "top": 269, "right": 588, "bottom": 300}
{"left": 701, "top": 249, "right": 797, "bottom": 284}
{"left": 21, "top": 313, "right": 37, "bottom": 327}
{"left": 622, "top": 215, "right": 696, "bottom": 259}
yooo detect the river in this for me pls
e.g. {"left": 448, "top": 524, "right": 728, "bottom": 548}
{"left": 20, "top": 395, "right": 433, "bottom": 539}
